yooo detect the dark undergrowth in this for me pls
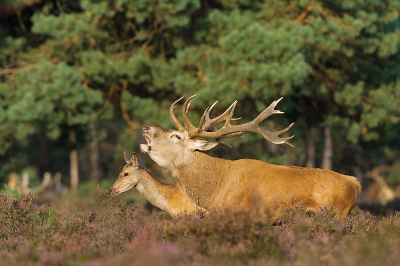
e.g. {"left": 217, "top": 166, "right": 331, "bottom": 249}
{"left": 0, "top": 191, "right": 399, "bottom": 266}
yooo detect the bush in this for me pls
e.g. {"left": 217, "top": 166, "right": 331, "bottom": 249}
{"left": 0, "top": 193, "right": 46, "bottom": 238}
{"left": 0, "top": 193, "right": 399, "bottom": 265}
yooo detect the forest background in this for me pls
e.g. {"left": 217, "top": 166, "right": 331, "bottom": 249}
{"left": 1, "top": 0, "right": 400, "bottom": 204}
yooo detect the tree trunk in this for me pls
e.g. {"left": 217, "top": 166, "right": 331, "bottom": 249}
{"left": 69, "top": 130, "right": 79, "bottom": 192}
{"left": 305, "top": 128, "right": 316, "bottom": 168}
{"left": 88, "top": 121, "right": 101, "bottom": 182}
{"left": 321, "top": 127, "right": 332, "bottom": 170}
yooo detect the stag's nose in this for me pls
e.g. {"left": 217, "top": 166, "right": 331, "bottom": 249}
{"left": 142, "top": 126, "right": 150, "bottom": 135}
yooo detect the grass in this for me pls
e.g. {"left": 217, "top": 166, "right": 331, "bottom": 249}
{"left": 0, "top": 190, "right": 399, "bottom": 266}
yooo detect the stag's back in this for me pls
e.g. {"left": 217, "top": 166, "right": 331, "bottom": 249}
{"left": 210, "top": 159, "right": 361, "bottom": 219}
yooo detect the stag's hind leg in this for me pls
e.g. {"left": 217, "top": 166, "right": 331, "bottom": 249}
{"left": 333, "top": 183, "right": 359, "bottom": 219}
{"left": 336, "top": 200, "right": 356, "bottom": 219}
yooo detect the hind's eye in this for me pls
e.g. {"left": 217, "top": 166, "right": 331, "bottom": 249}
{"left": 175, "top": 135, "right": 181, "bottom": 140}
{"left": 124, "top": 173, "right": 128, "bottom": 176}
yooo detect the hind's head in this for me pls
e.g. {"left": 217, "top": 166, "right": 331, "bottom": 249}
{"left": 110, "top": 152, "right": 141, "bottom": 193}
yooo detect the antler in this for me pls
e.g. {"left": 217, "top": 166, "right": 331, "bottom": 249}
{"left": 169, "top": 95, "right": 294, "bottom": 147}
{"left": 170, "top": 96, "right": 185, "bottom": 131}
{"left": 199, "top": 100, "right": 242, "bottom": 132}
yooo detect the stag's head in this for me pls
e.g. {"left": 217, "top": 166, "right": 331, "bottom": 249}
{"left": 140, "top": 95, "right": 294, "bottom": 168}
{"left": 111, "top": 152, "right": 141, "bottom": 193}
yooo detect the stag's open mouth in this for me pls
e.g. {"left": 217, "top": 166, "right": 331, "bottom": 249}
{"left": 141, "top": 136, "right": 152, "bottom": 153}
{"left": 144, "top": 136, "right": 152, "bottom": 146}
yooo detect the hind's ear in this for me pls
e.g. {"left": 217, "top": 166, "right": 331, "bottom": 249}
{"left": 131, "top": 153, "right": 139, "bottom": 167}
{"left": 124, "top": 152, "right": 131, "bottom": 164}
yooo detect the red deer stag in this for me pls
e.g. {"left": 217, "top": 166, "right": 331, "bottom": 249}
{"left": 111, "top": 152, "right": 203, "bottom": 217}
{"left": 140, "top": 95, "right": 361, "bottom": 221}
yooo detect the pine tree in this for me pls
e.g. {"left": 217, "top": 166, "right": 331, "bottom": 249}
{"left": 1, "top": 0, "right": 399, "bottom": 188}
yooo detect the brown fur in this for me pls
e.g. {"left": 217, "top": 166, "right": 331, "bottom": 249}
{"left": 141, "top": 126, "right": 361, "bottom": 222}
{"left": 111, "top": 153, "right": 203, "bottom": 217}
{"left": 166, "top": 185, "right": 204, "bottom": 216}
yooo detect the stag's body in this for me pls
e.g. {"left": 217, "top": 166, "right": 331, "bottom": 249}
{"left": 140, "top": 96, "right": 361, "bottom": 221}
{"left": 111, "top": 153, "right": 203, "bottom": 217}
{"left": 143, "top": 127, "right": 360, "bottom": 221}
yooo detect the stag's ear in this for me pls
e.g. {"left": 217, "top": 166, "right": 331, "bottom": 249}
{"left": 189, "top": 139, "right": 219, "bottom": 151}
{"left": 124, "top": 152, "right": 132, "bottom": 164}
{"left": 131, "top": 153, "right": 139, "bottom": 167}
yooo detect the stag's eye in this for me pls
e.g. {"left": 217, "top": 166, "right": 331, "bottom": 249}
{"left": 170, "top": 134, "right": 183, "bottom": 142}
{"left": 124, "top": 173, "right": 128, "bottom": 176}
{"left": 171, "top": 134, "right": 181, "bottom": 140}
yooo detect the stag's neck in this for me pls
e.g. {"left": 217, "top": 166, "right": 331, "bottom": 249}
{"left": 169, "top": 151, "right": 230, "bottom": 208}
{"left": 136, "top": 169, "right": 173, "bottom": 213}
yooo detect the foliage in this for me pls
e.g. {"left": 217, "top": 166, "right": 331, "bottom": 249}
{"left": 0, "top": 194, "right": 400, "bottom": 265}
{"left": 0, "top": 0, "right": 400, "bottom": 191}
{"left": 0, "top": 193, "right": 46, "bottom": 238}
{"left": 2, "top": 184, "right": 21, "bottom": 199}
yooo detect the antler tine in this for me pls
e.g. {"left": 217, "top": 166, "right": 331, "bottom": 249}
{"left": 198, "top": 100, "right": 218, "bottom": 130}
{"left": 200, "top": 101, "right": 218, "bottom": 130}
{"left": 222, "top": 100, "right": 238, "bottom": 127}
{"left": 217, "top": 140, "right": 232, "bottom": 148}
{"left": 182, "top": 95, "right": 199, "bottom": 133}
{"left": 198, "top": 107, "right": 209, "bottom": 131}
{"left": 202, "top": 100, "right": 238, "bottom": 131}
{"left": 274, "top": 122, "right": 294, "bottom": 135}
{"left": 255, "top": 123, "right": 295, "bottom": 147}
{"left": 170, "top": 96, "right": 185, "bottom": 130}
{"left": 185, "top": 102, "right": 191, "bottom": 115}
{"left": 207, "top": 101, "right": 219, "bottom": 120}
{"left": 254, "top": 97, "right": 284, "bottom": 122}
